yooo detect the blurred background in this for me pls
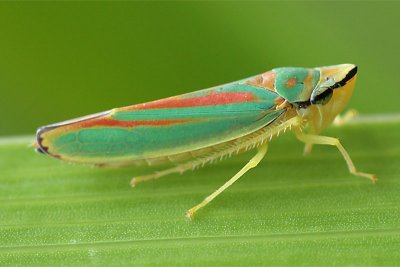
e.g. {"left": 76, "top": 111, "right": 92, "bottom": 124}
{"left": 1, "top": 2, "right": 399, "bottom": 136}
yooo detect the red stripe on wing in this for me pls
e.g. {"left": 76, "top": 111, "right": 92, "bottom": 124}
{"left": 76, "top": 118, "right": 189, "bottom": 129}
{"left": 125, "top": 92, "right": 257, "bottom": 111}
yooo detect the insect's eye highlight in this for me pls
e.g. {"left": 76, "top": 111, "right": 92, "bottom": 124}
{"left": 310, "top": 88, "right": 333, "bottom": 105}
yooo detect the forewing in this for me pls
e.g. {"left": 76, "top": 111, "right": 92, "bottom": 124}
{"left": 37, "top": 82, "right": 283, "bottom": 164}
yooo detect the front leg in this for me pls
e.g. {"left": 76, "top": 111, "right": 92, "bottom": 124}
{"left": 295, "top": 129, "right": 377, "bottom": 183}
{"left": 333, "top": 109, "right": 359, "bottom": 127}
{"left": 303, "top": 110, "right": 359, "bottom": 156}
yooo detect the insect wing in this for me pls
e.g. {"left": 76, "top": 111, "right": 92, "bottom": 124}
{"left": 36, "top": 82, "right": 283, "bottom": 164}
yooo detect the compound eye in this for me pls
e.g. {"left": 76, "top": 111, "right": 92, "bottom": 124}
{"left": 310, "top": 88, "right": 333, "bottom": 105}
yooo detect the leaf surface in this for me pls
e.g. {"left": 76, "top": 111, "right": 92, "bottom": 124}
{"left": 1, "top": 115, "right": 399, "bottom": 266}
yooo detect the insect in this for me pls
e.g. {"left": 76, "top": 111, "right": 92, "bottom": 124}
{"left": 35, "top": 64, "right": 376, "bottom": 218}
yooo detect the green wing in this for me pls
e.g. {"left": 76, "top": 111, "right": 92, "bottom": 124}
{"left": 36, "top": 83, "right": 283, "bottom": 165}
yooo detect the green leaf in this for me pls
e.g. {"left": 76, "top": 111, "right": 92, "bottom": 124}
{"left": 1, "top": 115, "right": 399, "bottom": 266}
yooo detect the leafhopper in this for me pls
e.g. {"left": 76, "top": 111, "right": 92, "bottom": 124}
{"left": 35, "top": 64, "right": 376, "bottom": 218}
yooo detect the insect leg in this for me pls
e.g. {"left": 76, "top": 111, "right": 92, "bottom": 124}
{"left": 131, "top": 147, "right": 236, "bottom": 187}
{"left": 303, "top": 143, "right": 313, "bottom": 156}
{"left": 333, "top": 109, "right": 359, "bottom": 127}
{"left": 294, "top": 129, "right": 377, "bottom": 183}
{"left": 186, "top": 143, "right": 268, "bottom": 219}
{"left": 302, "top": 110, "right": 358, "bottom": 155}
{"left": 130, "top": 161, "right": 195, "bottom": 187}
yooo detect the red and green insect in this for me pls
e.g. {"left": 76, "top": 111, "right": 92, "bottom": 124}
{"left": 35, "top": 64, "right": 376, "bottom": 218}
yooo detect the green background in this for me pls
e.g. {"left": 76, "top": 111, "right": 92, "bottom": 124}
{"left": 1, "top": 2, "right": 400, "bottom": 266}
{"left": 1, "top": 2, "right": 399, "bottom": 136}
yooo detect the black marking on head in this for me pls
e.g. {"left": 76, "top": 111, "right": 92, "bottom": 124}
{"left": 329, "top": 65, "right": 358, "bottom": 90}
{"left": 311, "top": 88, "right": 333, "bottom": 105}
{"left": 294, "top": 100, "right": 311, "bottom": 109}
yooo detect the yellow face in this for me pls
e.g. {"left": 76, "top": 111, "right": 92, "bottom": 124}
{"left": 299, "top": 64, "right": 358, "bottom": 133}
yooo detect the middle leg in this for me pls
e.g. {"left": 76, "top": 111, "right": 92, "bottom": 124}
{"left": 186, "top": 143, "right": 269, "bottom": 219}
